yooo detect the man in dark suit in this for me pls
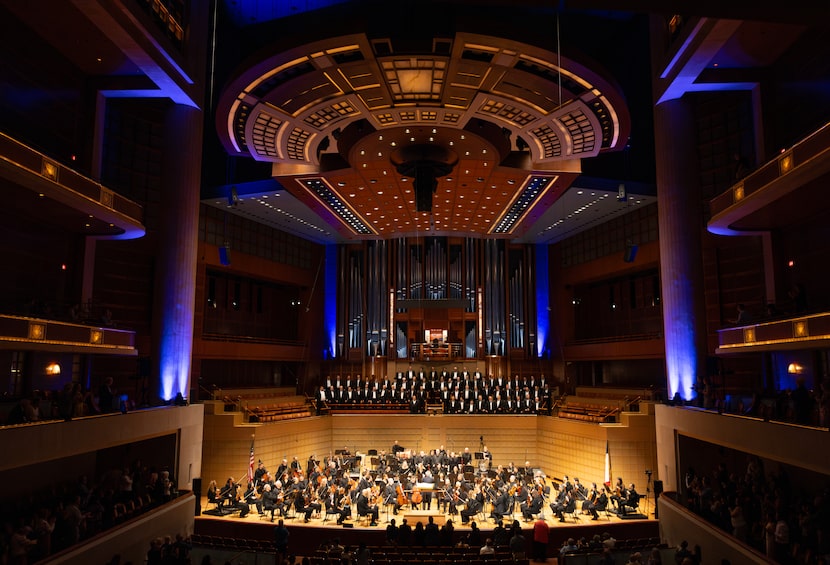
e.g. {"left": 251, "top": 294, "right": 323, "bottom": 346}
{"left": 491, "top": 486, "right": 511, "bottom": 521}
{"left": 357, "top": 488, "right": 378, "bottom": 526}
{"left": 588, "top": 486, "right": 609, "bottom": 520}
{"left": 621, "top": 483, "right": 640, "bottom": 515}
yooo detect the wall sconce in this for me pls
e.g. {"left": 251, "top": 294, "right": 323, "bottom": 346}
{"left": 45, "top": 362, "right": 61, "bottom": 376}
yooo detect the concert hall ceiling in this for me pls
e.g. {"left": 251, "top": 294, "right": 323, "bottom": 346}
{"left": 206, "top": 1, "right": 658, "bottom": 245}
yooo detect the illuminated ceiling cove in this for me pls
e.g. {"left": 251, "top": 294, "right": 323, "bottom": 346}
{"left": 215, "top": 31, "right": 632, "bottom": 241}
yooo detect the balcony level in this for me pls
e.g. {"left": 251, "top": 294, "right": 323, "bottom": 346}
{"left": 708, "top": 121, "right": 830, "bottom": 236}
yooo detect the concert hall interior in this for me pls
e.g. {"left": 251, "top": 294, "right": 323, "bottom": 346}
{"left": 2, "top": 1, "right": 830, "bottom": 564}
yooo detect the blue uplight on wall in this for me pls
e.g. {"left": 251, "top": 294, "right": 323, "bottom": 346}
{"left": 159, "top": 339, "right": 190, "bottom": 402}
{"left": 325, "top": 244, "right": 338, "bottom": 358}
{"left": 665, "top": 314, "right": 697, "bottom": 401}
{"left": 535, "top": 244, "right": 549, "bottom": 358}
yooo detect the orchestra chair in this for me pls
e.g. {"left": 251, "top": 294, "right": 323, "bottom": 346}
{"left": 358, "top": 509, "right": 372, "bottom": 526}
{"left": 322, "top": 503, "right": 337, "bottom": 523}
{"left": 563, "top": 506, "right": 580, "bottom": 523}
{"left": 620, "top": 494, "right": 642, "bottom": 516}
{"left": 206, "top": 491, "right": 220, "bottom": 513}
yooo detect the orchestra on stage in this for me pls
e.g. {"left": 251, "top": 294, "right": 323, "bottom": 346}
{"left": 204, "top": 442, "right": 642, "bottom": 526}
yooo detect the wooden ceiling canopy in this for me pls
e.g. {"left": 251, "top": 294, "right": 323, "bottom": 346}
{"left": 215, "top": 31, "right": 631, "bottom": 240}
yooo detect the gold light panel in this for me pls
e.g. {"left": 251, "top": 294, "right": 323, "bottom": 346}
{"left": 29, "top": 322, "right": 46, "bottom": 340}
{"left": 90, "top": 329, "right": 104, "bottom": 344}
{"left": 778, "top": 151, "right": 793, "bottom": 175}
{"left": 733, "top": 183, "right": 744, "bottom": 202}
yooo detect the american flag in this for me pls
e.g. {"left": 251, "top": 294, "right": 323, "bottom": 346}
{"left": 248, "top": 439, "right": 255, "bottom": 483}
{"left": 604, "top": 441, "right": 611, "bottom": 487}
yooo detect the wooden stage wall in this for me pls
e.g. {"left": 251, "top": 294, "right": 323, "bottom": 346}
{"left": 201, "top": 405, "right": 658, "bottom": 490}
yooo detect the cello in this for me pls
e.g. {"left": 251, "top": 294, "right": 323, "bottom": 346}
{"left": 396, "top": 482, "right": 409, "bottom": 508}
{"left": 410, "top": 485, "right": 423, "bottom": 508}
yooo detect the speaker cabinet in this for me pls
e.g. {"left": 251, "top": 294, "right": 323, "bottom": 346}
{"left": 193, "top": 477, "right": 202, "bottom": 516}
{"left": 653, "top": 479, "right": 663, "bottom": 518}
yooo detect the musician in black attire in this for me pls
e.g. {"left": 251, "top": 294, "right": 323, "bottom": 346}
{"left": 491, "top": 486, "right": 511, "bottom": 521}
{"left": 295, "top": 490, "right": 320, "bottom": 523}
{"left": 240, "top": 481, "right": 261, "bottom": 515}
{"left": 553, "top": 489, "right": 576, "bottom": 522}
{"left": 521, "top": 488, "right": 544, "bottom": 521}
{"left": 220, "top": 478, "right": 238, "bottom": 511}
{"left": 588, "top": 486, "right": 609, "bottom": 520}
{"left": 357, "top": 488, "right": 379, "bottom": 526}
{"left": 620, "top": 483, "right": 640, "bottom": 515}
{"left": 275, "top": 459, "right": 289, "bottom": 482}
{"left": 460, "top": 487, "right": 483, "bottom": 524}
{"left": 261, "top": 483, "right": 280, "bottom": 521}
{"left": 253, "top": 461, "right": 268, "bottom": 485}
{"left": 236, "top": 488, "right": 251, "bottom": 517}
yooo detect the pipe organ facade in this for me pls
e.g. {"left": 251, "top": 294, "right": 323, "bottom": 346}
{"left": 333, "top": 237, "right": 539, "bottom": 363}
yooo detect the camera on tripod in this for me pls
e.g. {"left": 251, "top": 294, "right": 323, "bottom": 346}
{"left": 645, "top": 469, "right": 652, "bottom": 476}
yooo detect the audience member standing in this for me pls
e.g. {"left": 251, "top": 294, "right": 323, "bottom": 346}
{"left": 533, "top": 515, "right": 549, "bottom": 561}
{"left": 274, "top": 518, "right": 289, "bottom": 558}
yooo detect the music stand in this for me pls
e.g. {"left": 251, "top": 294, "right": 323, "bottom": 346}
{"left": 474, "top": 452, "right": 483, "bottom": 460}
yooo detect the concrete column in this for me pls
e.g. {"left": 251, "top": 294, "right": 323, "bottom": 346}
{"left": 654, "top": 97, "right": 708, "bottom": 400}
{"left": 152, "top": 103, "right": 203, "bottom": 401}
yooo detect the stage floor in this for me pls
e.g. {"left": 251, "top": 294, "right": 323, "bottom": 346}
{"left": 194, "top": 495, "right": 659, "bottom": 551}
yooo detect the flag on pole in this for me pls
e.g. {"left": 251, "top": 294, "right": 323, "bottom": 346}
{"left": 248, "top": 438, "right": 255, "bottom": 483}
{"left": 604, "top": 441, "right": 611, "bottom": 487}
